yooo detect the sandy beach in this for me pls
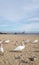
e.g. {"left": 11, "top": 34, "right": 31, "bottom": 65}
{"left": 0, "top": 34, "right": 39, "bottom": 65}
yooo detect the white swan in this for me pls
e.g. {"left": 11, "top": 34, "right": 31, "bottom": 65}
{"left": 31, "top": 39, "right": 38, "bottom": 43}
{"left": 24, "top": 40, "right": 30, "bottom": 43}
{"left": 13, "top": 41, "right": 25, "bottom": 51}
{"left": 4, "top": 39, "right": 10, "bottom": 43}
{"left": 0, "top": 43, "right": 4, "bottom": 54}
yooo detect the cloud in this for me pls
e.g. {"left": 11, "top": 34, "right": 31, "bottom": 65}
{"left": 27, "top": 18, "right": 39, "bottom": 22}
{"left": 0, "top": 0, "right": 39, "bottom": 32}
{"left": 16, "top": 22, "right": 39, "bottom": 32}
{"left": 0, "top": 0, "right": 39, "bottom": 21}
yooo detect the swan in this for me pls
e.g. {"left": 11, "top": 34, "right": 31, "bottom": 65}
{"left": 4, "top": 39, "right": 10, "bottom": 43}
{"left": 13, "top": 41, "right": 25, "bottom": 51}
{"left": 24, "top": 40, "right": 30, "bottom": 43}
{"left": 0, "top": 43, "right": 4, "bottom": 55}
{"left": 31, "top": 39, "right": 38, "bottom": 43}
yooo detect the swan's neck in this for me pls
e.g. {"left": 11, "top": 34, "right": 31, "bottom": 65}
{"left": 22, "top": 42, "right": 25, "bottom": 46}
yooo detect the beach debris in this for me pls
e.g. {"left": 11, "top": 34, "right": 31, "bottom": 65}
{"left": 28, "top": 56, "right": 37, "bottom": 61}
{"left": 15, "top": 54, "right": 22, "bottom": 59}
{"left": 15, "top": 54, "right": 29, "bottom": 64}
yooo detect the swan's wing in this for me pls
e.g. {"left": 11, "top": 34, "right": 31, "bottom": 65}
{"left": 14, "top": 46, "right": 24, "bottom": 51}
{"left": 33, "top": 40, "right": 38, "bottom": 43}
{"left": 35, "top": 40, "right": 38, "bottom": 42}
{"left": 14, "top": 46, "right": 21, "bottom": 50}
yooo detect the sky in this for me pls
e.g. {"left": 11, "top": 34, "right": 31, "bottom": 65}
{"left": 0, "top": 0, "right": 39, "bottom": 33}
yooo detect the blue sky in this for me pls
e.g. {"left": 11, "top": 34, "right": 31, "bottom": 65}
{"left": 0, "top": 0, "right": 39, "bottom": 32}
